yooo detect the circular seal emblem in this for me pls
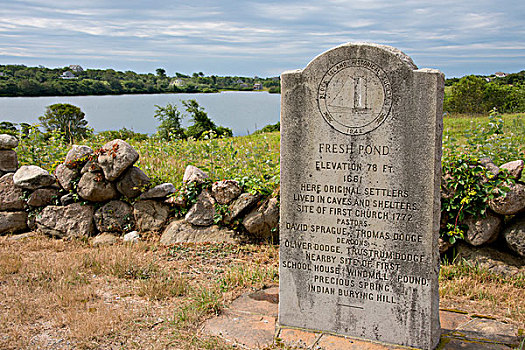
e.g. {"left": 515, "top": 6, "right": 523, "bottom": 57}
{"left": 317, "top": 59, "right": 393, "bottom": 135}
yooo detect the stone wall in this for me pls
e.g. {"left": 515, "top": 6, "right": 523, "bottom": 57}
{"left": 440, "top": 157, "right": 525, "bottom": 275}
{"left": 0, "top": 135, "right": 279, "bottom": 244}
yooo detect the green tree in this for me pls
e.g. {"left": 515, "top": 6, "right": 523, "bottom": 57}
{"left": 156, "top": 68, "right": 166, "bottom": 78}
{"left": 445, "top": 75, "right": 487, "bottom": 114}
{"left": 39, "top": 103, "right": 90, "bottom": 143}
{"left": 183, "top": 100, "right": 232, "bottom": 139}
{"left": 183, "top": 99, "right": 216, "bottom": 139}
{"left": 154, "top": 103, "right": 185, "bottom": 141}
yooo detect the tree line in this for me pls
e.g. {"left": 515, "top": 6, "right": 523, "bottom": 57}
{"left": 444, "top": 71, "right": 525, "bottom": 114}
{"left": 0, "top": 65, "right": 281, "bottom": 97}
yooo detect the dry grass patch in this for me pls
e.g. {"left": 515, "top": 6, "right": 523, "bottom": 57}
{"left": 439, "top": 260, "right": 525, "bottom": 327}
{"left": 0, "top": 235, "right": 279, "bottom": 349}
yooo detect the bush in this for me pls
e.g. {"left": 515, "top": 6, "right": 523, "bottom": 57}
{"left": 440, "top": 111, "right": 522, "bottom": 243}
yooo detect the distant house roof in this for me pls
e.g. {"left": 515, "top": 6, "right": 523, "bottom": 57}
{"left": 61, "top": 71, "right": 76, "bottom": 79}
{"left": 494, "top": 72, "right": 507, "bottom": 78}
{"left": 253, "top": 83, "right": 263, "bottom": 90}
{"left": 170, "top": 79, "right": 185, "bottom": 86}
{"left": 69, "top": 65, "right": 84, "bottom": 73}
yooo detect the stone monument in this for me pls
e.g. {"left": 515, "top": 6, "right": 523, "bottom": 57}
{"left": 279, "top": 43, "right": 444, "bottom": 349}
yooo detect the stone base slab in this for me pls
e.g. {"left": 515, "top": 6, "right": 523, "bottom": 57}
{"left": 202, "top": 287, "right": 524, "bottom": 349}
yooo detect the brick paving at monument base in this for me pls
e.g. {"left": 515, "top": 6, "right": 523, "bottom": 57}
{"left": 202, "top": 286, "right": 523, "bottom": 350}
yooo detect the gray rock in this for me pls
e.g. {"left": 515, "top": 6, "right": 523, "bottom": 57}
{"left": 0, "top": 150, "right": 18, "bottom": 172}
{"left": 60, "top": 193, "right": 76, "bottom": 206}
{"left": 94, "top": 200, "right": 134, "bottom": 233}
{"left": 54, "top": 163, "right": 79, "bottom": 191}
{"left": 36, "top": 203, "right": 95, "bottom": 238}
{"left": 160, "top": 219, "right": 241, "bottom": 244}
{"left": 116, "top": 166, "right": 151, "bottom": 198}
{"left": 489, "top": 182, "right": 525, "bottom": 215}
{"left": 64, "top": 145, "right": 93, "bottom": 168}
{"left": 164, "top": 195, "right": 186, "bottom": 207}
{"left": 439, "top": 238, "right": 453, "bottom": 254}
{"left": 224, "top": 193, "right": 261, "bottom": 223}
{"left": 97, "top": 139, "right": 139, "bottom": 181}
{"left": 0, "top": 134, "right": 19, "bottom": 150}
{"left": 0, "top": 211, "right": 28, "bottom": 235}
{"left": 6, "top": 231, "right": 40, "bottom": 241}
{"left": 463, "top": 210, "right": 503, "bottom": 246}
{"left": 139, "top": 183, "right": 176, "bottom": 200}
{"left": 500, "top": 160, "right": 524, "bottom": 179}
{"left": 92, "top": 232, "right": 119, "bottom": 247}
{"left": 456, "top": 242, "right": 524, "bottom": 277}
{"left": 0, "top": 173, "right": 26, "bottom": 211}
{"left": 479, "top": 157, "right": 500, "bottom": 177}
{"left": 243, "top": 197, "right": 279, "bottom": 239}
{"left": 123, "top": 231, "right": 140, "bottom": 243}
{"left": 77, "top": 172, "right": 118, "bottom": 202}
{"left": 13, "top": 165, "right": 56, "bottom": 190}
{"left": 185, "top": 190, "right": 215, "bottom": 226}
{"left": 502, "top": 215, "right": 525, "bottom": 257}
{"left": 211, "top": 180, "right": 242, "bottom": 205}
{"left": 133, "top": 200, "right": 169, "bottom": 232}
{"left": 183, "top": 165, "right": 209, "bottom": 184}
{"left": 80, "top": 160, "right": 103, "bottom": 174}
{"left": 27, "top": 188, "right": 59, "bottom": 207}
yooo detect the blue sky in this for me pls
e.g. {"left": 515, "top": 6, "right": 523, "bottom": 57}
{"left": 1, "top": 0, "right": 523, "bottom": 78}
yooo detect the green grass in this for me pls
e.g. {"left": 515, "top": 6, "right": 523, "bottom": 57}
{"left": 443, "top": 113, "right": 524, "bottom": 143}
{"left": 13, "top": 112, "right": 524, "bottom": 195}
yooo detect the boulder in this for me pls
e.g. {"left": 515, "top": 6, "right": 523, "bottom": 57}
{"left": 92, "top": 233, "right": 119, "bottom": 247}
{"left": 160, "top": 219, "right": 241, "bottom": 244}
{"left": 0, "top": 211, "right": 28, "bottom": 235}
{"left": 462, "top": 210, "right": 503, "bottom": 246}
{"left": 479, "top": 157, "right": 500, "bottom": 177}
{"left": 97, "top": 139, "right": 139, "bottom": 181}
{"left": 489, "top": 182, "right": 525, "bottom": 215}
{"left": 60, "top": 193, "right": 76, "bottom": 206}
{"left": 133, "top": 200, "right": 169, "bottom": 232}
{"left": 0, "top": 134, "right": 19, "bottom": 150}
{"left": 77, "top": 172, "right": 118, "bottom": 202}
{"left": 502, "top": 215, "right": 525, "bottom": 257}
{"left": 224, "top": 193, "right": 261, "bottom": 223}
{"left": 183, "top": 165, "right": 209, "bottom": 184}
{"left": 139, "top": 183, "right": 176, "bottom": 200}
{"left": 211, "top": 180, "right": 242, "bottom": 205}
{"left": 27, "top": 188, "right": 59, "bottom": 207}
{"left": 81, "top": 160, "right": 103, "bottom": 174}
{"left": 439, "top": 238, "right": 453, "bottom": 254}
{"left": 13, "top": 165, "right": 56, "bottom": 190}
{"left": 243, "top": 198, "right": 279, "bottom": 239}
{"left": 500, "top": 160, "right": 524, "bottom": 179}
{"left": 116, "top": 166, "right": 150, "bottom": 198}
{"left": 185, "top": 190, "right": 215, "bottom": 226}
{"left": 94, "top": 200, "right": 134, "bottom": 233}
{"left": 64, "top": 145, "right": 93, "bottom": 168}
{"left": 0, "top": 173, "right": 26, "bottom": 211}
{"left": 455, "top": 242, "right": 524, "bottom": 277}
{"left": 123, "top": 231, "right": 140, "bottom": 243}
{"left": 54, "top": 163, "right": 79, "bottom": 191}
{"left": 0, "top": 150, "right": 18, "bottom": 172}
{"left": 164, "top": 195, "right": 186, "bottom": 207}
{"left": 36, "top": 203, "right": 95, "bottom": 238}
